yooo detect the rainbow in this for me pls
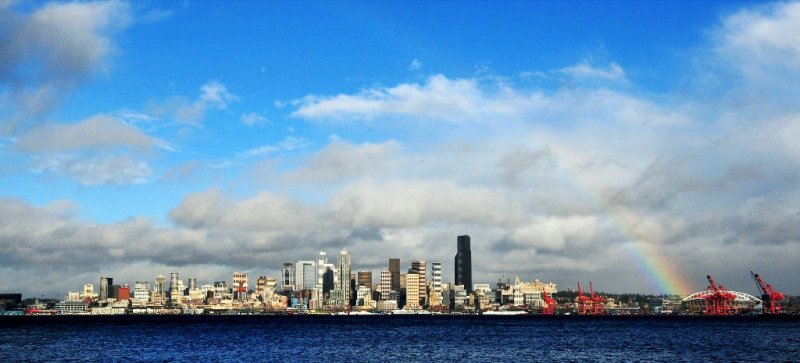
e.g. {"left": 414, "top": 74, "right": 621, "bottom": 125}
{"left": 552, "top": 154, "right": 693, "bottom": 296}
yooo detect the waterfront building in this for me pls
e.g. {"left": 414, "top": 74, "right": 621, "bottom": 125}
{"left": 256, "top": 276, "right": 268, "bottom": 300}
{"left": 133, "top": 281, "right": 150, "bottom": 306}
{"left": 356, "top": 285, "right": 372, "bottom": 307}
{"left": 335, "top": 248, "right": 351, "bottom": 306}
{"left": 55, "top": 300, "right": 88, "bottom": 314}
{"left": 410, "top": 260, "right": 427, "bottom": 305}
{"left": 213, "top": 281, "right": 228, "bottom": 300}
{"left": 187, "top": 277, "right": 197, "bottom": 292}
{"left": 389, "top": 258, "right": 400, "bottom": 292}
{"left": 379, "top": 268, "right": 391, "bottom": 300}
{"left": 406, "top": 273, "right": 420, "bottom": 309}
{"left": 82, "top": 284, "right": 96, "bottom": 300}
{"left": 455, "top": 235, "right": 473, "bottom": 293}
{"left": 117, "top": 285, "right": 130, "bottom": 301}
{"left": 232, "top": 272, "right": 249, "bottom": 301}
{"left": 169, "top": 272, "right": 180, "bottom": 306}
{"left": 357, "top": 271, "right": 372, "bottom": 290}
{"left": 100, "top": 277, "right": 112, "bottom": 301}
{"left": 295, "top": 260, "right": 316, "bottom": 291}
{"left": 281, "top": 263, "right": 295, "bottom": 292}
{"left": 264, "top": 277, "right": 277, "bottom": 301}
{"left": 431, "top": 262, "right": 442, "bottom": 295}
{"left": 452, "top": 284, "right": 467, "bottom": 310}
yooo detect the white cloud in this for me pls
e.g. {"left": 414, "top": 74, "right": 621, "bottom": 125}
{"left": 409, "top": 58, "right": 422, "bottom": 71}
{"left": 0, "top": 1, "right": 131, "bottom": 118}
{"left": 718, "top": 2, "right": 800, "bottom": 73}
{"left": 15, "top": 114, "right": 164, "bottom": 152}
{"left": 240, "top": 112, "right": 269, "bottom": 126}
{"left": 31, "top": 153, "right": 155, "bottom": 185}
{"left": 148, "top": 80, "right": 239, "bottom": 125}
{"left": 292, "top": 75, "right": 510, "bottom": 123}
{"left": 240, "top": 136, "right": 311, "bottom": 157}
{"left": 13, "top": 114, "right": 165, "bottom": 185}
{"left": 559, "top": 61, "right": 627, "bottom": 82}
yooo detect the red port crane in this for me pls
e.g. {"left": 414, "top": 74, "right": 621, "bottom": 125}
{"left": 576, "top": 282, "right": 592, "bottom": 315}
{"left": 703, "top": 275, "right": 737, "bottom": 316}
{"left": 751, "top": 271, "right": 784, "bottom": 314}
{"left": 542, "top": 288, "right": 556, "bottom": 315}
{"left": 589, "top": 282, "right": 606, "bottom": 315}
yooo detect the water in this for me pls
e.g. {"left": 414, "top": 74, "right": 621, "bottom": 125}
{"left": 1, "top": 315, "right": 798, "bottom": 361}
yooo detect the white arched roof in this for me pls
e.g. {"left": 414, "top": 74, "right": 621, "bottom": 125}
{"left": 681, "top": 290, "right": 762, "bottom": 305}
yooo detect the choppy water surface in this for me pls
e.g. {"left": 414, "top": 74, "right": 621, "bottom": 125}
{"left": 1, "top": 315, "right": 798, "bottom": 361}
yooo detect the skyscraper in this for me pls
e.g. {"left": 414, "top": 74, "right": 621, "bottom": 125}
{"left": 99, "top": 277, "right": 112, "bottom": 301}
{"left": 155, "top": 275, "right": 166, "bottom": 294}
{"left": 406, "top": 273, "right": 420, "bottom": 309}
{"left": 295, "top": 260, "right": 316, "bottom": 291}
{"left": 410, "top": 260, "right": 427, "bottom": 305}
{"left": 455, "top": 235, "right": 472, "bottom": 292}
{"left": 169, "top": 272, "right": 180, "bottom": 306}
{"left": 431, "top": 262, "right": 443, "bottom": 295}
{"left": 357, "top": 271, "right": 372, "bottom": 289}
{"left": 317, "top": 251, "right": 328, "bottom": 291}
{"left": 281, "top": 263, "right": 295, "bottom": 291}
{"left": 336, "top": 248, "right": 351, "bottom": 306}
{"left": 389, "top": 258, "right": 400, "bottom": 292}
{"left": 379, "top": 268, "right": 391, "bottom": 300}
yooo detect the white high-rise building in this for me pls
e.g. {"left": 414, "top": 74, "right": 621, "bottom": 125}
{"left": 356, "top": 285, "right": 372, "bottom": 307}
{"left": 295, "top": 260, "right": 315, "bottom": 291}
{"left": 316, "top": 251, "right": 328, "bottom": 291}
{"left": 133, "top": 281, "right": 150, "bottom": 306}
{"left": 406, "top": 273, "right": 420, "bottom": 309}
{"left": 379, "top": 268, "right": 391, "bottom": 300}
{"left": 431, "top": 262, "right": 442, "bottom": 295}
{"left": 169, "top": 272, "right": 180, "bottom": 306}
{"left": 336, "top": 248, "right": 351, "bottom": 306}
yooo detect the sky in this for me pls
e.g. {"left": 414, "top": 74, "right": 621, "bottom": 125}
{"left": 1, "top": 0, "right": 799, "bottom": 298}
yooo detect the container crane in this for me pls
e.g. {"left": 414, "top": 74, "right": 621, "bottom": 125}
{"left": 751, "top": 271, "right": 784, "bottom": 314}
{"left": 576, "top": 282, "right": 591, "bottom": 315}
{"left": 703, "top": 275, "right": 737, "bottom": 315}
{"left": 589, "top": 282, "right": 606, "bottom": 315}
{"left": 542, "top": 288, "right": 556, "bottom": 315}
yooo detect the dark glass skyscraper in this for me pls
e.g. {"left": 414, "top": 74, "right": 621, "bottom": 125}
{"left": 389, "top": 258, "right": 400, "bottom": 292}
{"left": 455, "top": 235, "right": 472, "bottom": 292}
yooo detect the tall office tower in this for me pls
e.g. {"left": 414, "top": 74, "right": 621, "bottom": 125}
{"left": 357, "top": 271, "right": 372, "bottom": 289}
{"left": 99, "top": 277, "right": 112, "bottom": 301}
{"left": 410, "top": 260, "right": 427, "bottom": 305}
{"left": 296, "top": 260, "right": 316, "bottom": 291}
{"left": 431, "top": 262, "right": 443, "bottom": 295}
{"left": 281, "top": 263, "right": 295, "bottom": 291}
{"left": 187, "top": 277, "right": 197, "bottom": 292}
{"left": 155, "top": 275, "right": 166, "bottom": 294}
{"left": 169, "top": 272, "right": 180, "bottom": 305}
{"left": 336, "top": 248, "right": 351, "bottom": 306}
{"left": 406, "top": 273, "right": 420, "bottom": 309}
{"left": 389, "top": 258, "right": 400, "bottom": 292}
{"left": 322, "top": 265, "right": 335, "bottom": 296}
{"left": 232, "top": 272, "right": 249, "bottom": 300}
{"left": 455, "top": 235, "right": 473, "bottom": 292}
{"left": 316, "top": 251, "right": 328, "bottom": 291}
{"left": 256, "top": 276, "right": 267, "bottom": 300}
{"left": 379, "top": 268, "right": 391, "bottom": 300}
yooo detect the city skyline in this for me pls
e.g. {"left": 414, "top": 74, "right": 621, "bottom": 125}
{"left": 1, "top": 1, "right": 799, "bottom": 297}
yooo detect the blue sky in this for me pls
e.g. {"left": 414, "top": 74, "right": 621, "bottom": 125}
{"left": 1, "top": 1, "right": 798, "bottom": 297}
